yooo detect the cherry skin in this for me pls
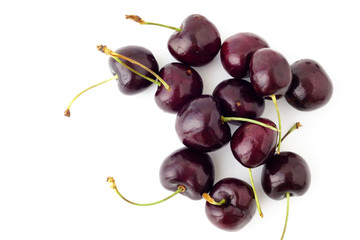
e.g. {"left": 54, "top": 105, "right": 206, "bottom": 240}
{"left": 205, "top": 178, "right": 256, "bottom": 231}
{"left": 168, "top": 14, "right": 221, "bottom": 67}
{"left": 285, "top": 59, "right": 333, "bottom": 111}
{"left": 250, "top": 48, "right": 292, "bottom": 98}
{"left": 212, "top": 78, "right": 265, "bottom": 125}
{"left": 109, "top": 45, "right": 159, "bottom": 95}
{"left": 261, "top": 151, "right": 311, "bottom": 200}
{"left": 221, "top": 32, "right": 269, "bottom": 78}
{"left": 159, "top": 147, "right": 214, "bottom": 200}
{"left": 230, "top": 118, "right": 278, "bottom": 168}
{"left": 175, "top": 95, "right": 231, "bottom": 152}
{"left": 155, "top": 62, "right": 203, "bottom": 113}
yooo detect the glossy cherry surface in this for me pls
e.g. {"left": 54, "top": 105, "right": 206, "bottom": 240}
{"left": 159, "top": 147, "right": 214, "bottom": 200}
{"left": 155, "top": 62, "right": 203, "bottom": 113}
{"left": 175, "top": 95, "right": 231, "bottom": 152}
{"left": 231, "top": 118, "right": 277, "bottom": 168}
{"left": 168, "top": 14, "right": 221, "bottom": 67}
{"left": 221, "top": 32, "right": 269, "bottom": 78}
{"left": 250, "top": 48, "right": 291, "bottom": 98}
{"left": 285, "top": 59, "right": 333, "bottom": 111}
{"left": 261, "top": 151, "right": 311, "bottom": 200}
{"left": 205, "top": 178, "right": 256, "bottom": 231}
{"left": 212, "top": 78, "right": 265, "bottom": 124}
{"left": 109, "top": 45, "right": 159, "bottom": 95}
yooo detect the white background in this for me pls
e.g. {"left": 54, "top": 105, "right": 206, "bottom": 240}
{"left": 0, "top": 0, "right": 359, "bottom": 239}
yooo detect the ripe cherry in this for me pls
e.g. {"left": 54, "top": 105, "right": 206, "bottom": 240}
{"left": 126, "top": 14, "right": 221, "bottom": 67}
{"left": 205, "top": 178, "right": 256, "bottom": 231}
{"left": 155, "top": 62, "right": 203, "bottom": 113}
{"left": 221, "top": 32, "right": 269, "bottom": 78}
{"left": 285, "top": 59, "right": 333, "bottom": 111}
{"left": 159, "top": 147, "right": 214, "bottom": 200}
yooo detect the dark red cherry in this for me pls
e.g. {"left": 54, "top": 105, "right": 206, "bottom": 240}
{"left": 109, "top": 45, "right": 159, "bottom": 95}
{"left": 212, "top": 78, "right": 265, "bottom": 125}
{"left": 159, "top": 147, "right": 214, "bottom": 200}
{"left": 168, "top": 14, "right": 221, "bottom": 67}
{"left": 175, "top": 95, "right": 231, "bottom": 152}
{"left": 250, "top": 48, "right": 292, "bottom": 98}
{"left": 261, "top": 151, "right": 311, "bottom": 200}
{"left": 230, "top": 118, "right": 277, "bottom": 168}
{"left": 205, "top": 178, "right": 256, "bottom": 231}
{"left": 285, "top": 59, "right": 333, "bottom": 111}
{"left": 155, "top": 62, "right": 203, "bottom": 113}
{"left": 220, "top": 32, "right": 269, "bottom": 78}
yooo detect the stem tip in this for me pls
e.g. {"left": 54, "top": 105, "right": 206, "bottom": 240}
{"left": 64, "top": 109, "right": 70, "bottom": 117}
{"left": 125, "top": 15, "right": 145, "bottom": 24}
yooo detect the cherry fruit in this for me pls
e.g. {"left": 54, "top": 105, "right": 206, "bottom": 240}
{"left": 205, "top": 178, "right": 256, "bottom": 231}
{"left": 155, "top": 62, "right": 203, "bottom": 113}
{"left": 213, "top": 78, "right": 265, "bottom": 124}
{"left": 285, "top": 59, "right": 333, "bottom": 111}
{"left": 159, "top": 147, "right": 214, "bottom": 200}
{"left": 221, "top": 32, "right": 269, "bottom": 78}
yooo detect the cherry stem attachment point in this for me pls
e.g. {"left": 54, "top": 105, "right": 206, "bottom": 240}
{"left": 202, "top": 193, "right": 226, "bottom": 206}
{"left": 281, "top": 122, "right": 302, "bottom": 143}
{"left": 64, "top": 75, "right": 118, "bottom": 117}
{"left": 107, "top": 177, "right": 185, "bottom": 206}
{"left": 97, "top": 45, "right": 170, "bottom": 91}
{"left": 221, "top": 116, "right": 280, "bottom": 132}
{"left": 270, "top": 95, "right": 282, "bottom": 154}
{"left": 281, "top": 192, "right": 290, "bottom": 240}
{"left": 125, "top": 15, "right": 182, "bottom": 32}
{"left": 248, "top": 168, "right": 263, "bottom": 218}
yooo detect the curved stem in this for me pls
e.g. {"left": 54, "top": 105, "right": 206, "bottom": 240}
{"left": 202, "top": 193, "right": 226, "bottom": 206}
{"left": 248, "top": 168, "right": 263, "bottom": 218}
{"left": 64, "top": 75, "right": 118, "bottom": 117}
{"left": 97, "top": 45, "right": 170, "bottom": 91}
{"left": 107, "top": 177, "right": 185, "bottom": 206}
{"left": 281, "top": 122, "right": 302, "bottom": 142}
{"left": 270, "top": 95, "right": 282, "bottom": 154}
{"left": 111, "top": 56, "right": 161, "bottom": 87}
{"left": 125, "top": 15, "right": 182, "bottom": 32}
{"left": 281, "top": 192, "right": 290, "bottom": 240}
{"left": 221, "top": 116, "right": 279, "bottom": 132}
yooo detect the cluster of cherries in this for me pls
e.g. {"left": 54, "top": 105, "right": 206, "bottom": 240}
{"left": 65, "top": 14, "right": 333, "bottom": 239}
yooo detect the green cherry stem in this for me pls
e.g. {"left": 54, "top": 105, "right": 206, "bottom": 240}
{"left": 125, "top": 15, "right": 182, "bottom": 32}
{"left": 64, "top": 75, "right": 118, "bottom": 117}
{"left": 270, "top": 95, "right": 282, "bottom": 153}
{"left": 107, "top": 177, "right": 185, "bottom": 206}
{"left": 248, "top": 168, "right": 263, "bottom": 218}
{"left": 281, "top": 122, "right": 302, "bottom": 142}
{"left": 202, "top": 193, "right": 226, "bottom": 206}
{"left": 281, "top": 192, "right": 290, "bottom": 240}
{"left": 221, "top": 116, "right": 280, "bottom": 132}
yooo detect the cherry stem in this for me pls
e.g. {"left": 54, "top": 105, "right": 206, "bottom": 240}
{"left": 106, "top": 177, "right": 185, "bottom": 206}
{"left": 221, "top": 116, "right": 279, "bottom": 132}
{"left": 281, "top": 192, "right": 290, "bottom": 240}
{"left": 125, "top": 15, "right": 182, "bottom": 32}
{"left": 97, "top": 45, "right": 171, "bottom": 91}
{"left": 64, "top": 75, "right": 118, "bottom": 117}
{"left": 281, "top": 122, "right": 302, "bottom": 142}
{"left": 270, "top": 95, "right": 282, "bottom": 154}
{"left": 248, "top": 168, "right": 263, "bottom": 218}
{"left": 202, "top": 193, "right": 226, "bottom": 206}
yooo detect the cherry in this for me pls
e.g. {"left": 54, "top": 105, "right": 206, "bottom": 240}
{"left": 212, "top": 78, "right": 265, "bottom": 125}
{"left": 221, "top": 32, "right": 269, "bottom": 78}
{"left": 250, "top": 48, "right": 292, "bottom": 98}
{"left": 159, "top": 147, "right": 214, "bottom": 200}
{"left": 155, "top": 62, "right": 203, "bottom": 113}
{"left": 108, "top": 45, "right": 159, "bottom": 94}
{"left": 205, "top": 178, "right": 256, "bottom": 231}
{"left": 126, "top": 14, "right": 221, "bottom": 67}
{"left": 261, "top": 151, "right": 311, "bottom": 239}
{"left": 175, "top": 95, "right": 231, "bottom": 152}
{"left": 285, "top": 59, "right": 333, "bottom": 111}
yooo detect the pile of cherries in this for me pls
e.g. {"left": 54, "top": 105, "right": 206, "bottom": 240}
{"left": 65, "top": 14, "right": 333, "bottom": 239}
